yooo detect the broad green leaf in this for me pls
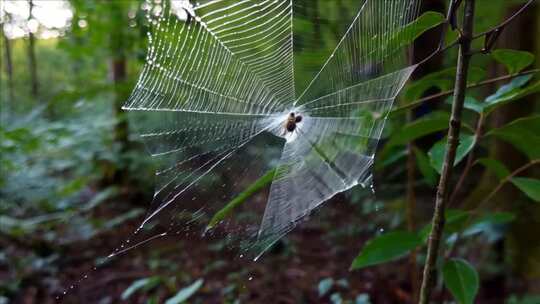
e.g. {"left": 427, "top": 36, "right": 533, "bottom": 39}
{"left": 419, "top": 209, "right": 470, "bottom": 242}
{"left": 381, "top": 12, "right": 445, "bottom": 55}
{"left": 464, "top": 212, "right": 516, "bottom": 242}
{"left": 375, "top": 147, "right": 407, "bottom": 170}
{"left": 405, "top": 67, "right": 486, "bottom": 101}
{"left": 443, "top": 259, "right": 479, "bottom": 304}
{"left": 165, "top": 279, "right": 204, "bottom": 304}
{"left": 483, "top": 76, "right": 540, "bottom": 115}
{"left": 350, "top": 231, "right": 422, "bottom": 270}
{"left": 318, "top": 278, "right": 334, "bottom": 297}
{"left": 121, "top": 277, "right": 161, "bottom": 300}
{"left": 488, "top": 116, "right": 540, "bottom": 159}
{"left": 386, "top": 112, "right": 450, "bottom": 147}
{"left": 477, "top": 158, "right": 510, "bottom": 180}
{"left": 414, "top": 147, "right": 438, "bottom": 186}
{"left": 511, "top": 177, "right": 540, "bottom": 203}
{"left": 462, "top": 96, "right": 485, "bottom": 114}
{"left": 429, "top": 134, "right": 476, "bottom": 174}
{"left": 492, "top": 49, "right": 535, "bottom": 74}
{"left": 206, "top": 169, "right": 275, "bottom": 231}
{"left": 485, "top": 75, "right": 532, "bottom": 103}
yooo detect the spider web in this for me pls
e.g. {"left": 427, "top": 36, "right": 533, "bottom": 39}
{"left": 123, "top": 0, "right": 421, "bottom": 258}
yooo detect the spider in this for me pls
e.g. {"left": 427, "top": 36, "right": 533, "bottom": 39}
{"left": 282, "top": 112, "right": 303, "bottom": 135}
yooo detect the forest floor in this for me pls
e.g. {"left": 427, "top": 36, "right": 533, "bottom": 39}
{"left": 10, "top": 194, "right": 419, "bottom": 304}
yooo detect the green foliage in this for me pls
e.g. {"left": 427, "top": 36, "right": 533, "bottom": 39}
{"left": 429, "top": 134, "right": 476, "bottom": 174}
{"left": 121, "top": 276, "right": 162, "bottom": 300}
{"left": 488, "top": 115, "right": 540, "bottom": 159}
{"left": 165, "top": 279, "right": 204, "bottom": 304}
{"left": 419, "top": 209, "right": 469, "bottom": 242}
{"left": 492, "top": 49, "right": 535, "bottom": 74}
{"left": 387, "top": 112, "right": 450, "bottom": 147}
{"left": 350, "top": 231, "right": 422, "bottom": 270}
{"left": 443, "top": 259, "right": 479, "bottom": 304}
{"left": 476, "top": 158, "right": 510, "bottom": 180}
{"left": 482, "top": 76, "right": 540, "bottom": 115}
{"left": 511, "top": 178, "right": 540, "bottom": 203}
{"left": 414, "top": 147, "right": 438, "bottom": 186}
{"left": 378, "top": 12, "right": 445, "bottom": 59}
{"left": 206, "top": 169, "right": 276, "bottom": 231}
{"left": 404, "top": 67, "right": 486, "bottom": 101}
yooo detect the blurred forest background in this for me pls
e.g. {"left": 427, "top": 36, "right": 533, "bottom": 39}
{"left": 1, "top": 0, "right": 539, "bottom": 303}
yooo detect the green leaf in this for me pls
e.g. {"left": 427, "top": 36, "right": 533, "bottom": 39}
{"left": 318, "top": 278, "right": 334, "bottom": 297}
{"left": 414, "top": 147, "right": 438, "bottom": 186}
{"left": 486, "top": 75, "right": 532, "bottom": 103}
{"left": 464, "top": 212, "right": 516, "bottom": 241}
{"left": 511, "top": 177, "right": 540, "bottom": 202}
{"left": 483, "top": 76, "right": 540, "bottom": 114}
{"left": 376, "top": 147, "right": 407, "bottom": 170}
{"left": 462, "top": 96, "right": 485, "bottom": 114}
{"left": 165, "top": 279, "right": 204, "bottom": 304}
{"left": 492, "top": 49, "right": 535, "bottom": 74}
{"left": 488, "top": 115, "right": 540, "bottom": 159}
{"left": 206, "top": 169, "right": 275, "bottom": 231}
{"left": 429, "top": 134, "right": 476, "bottom": 174}
{"left": 350, "top": 231, "right": 422, "bottom": 270}
{"left": 386, "top": 112, "right": 450, "bottom": 148}
{"left": 477, "top": 158, "right": 510, "bottom": 180}
{"left": 419, "top": 209, "right": 470, "bottom": 242}
{"left": 443, "top": 259, "right": 479, "bottom": 304}
{"left": 405, "top": 67, "right": 486, "bottom": 101}
{"left": 121, "top": 277, "right": 161, "bottom": 300}
{"left": 369, "top": 12, "right": 444, "bottom": 65}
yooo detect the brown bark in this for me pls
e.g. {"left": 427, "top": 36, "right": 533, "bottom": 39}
{"left": 109, "top": 2, "right": 130, "bottom": 185}
{"left": 2, "top": 14, "right": 15, "bottom": 106}
{"left": 27, "top": 0, "right": 39, "bottom": 100}
{"left": 419, "top": 1, "right": 476, "bottom": 303}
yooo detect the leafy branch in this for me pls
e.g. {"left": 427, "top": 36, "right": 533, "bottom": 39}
{"left": 392, "top": 68, "right": 539, "bottom": 115}
{"left": 418, "top": 0, "right": 535, "bottom": 302}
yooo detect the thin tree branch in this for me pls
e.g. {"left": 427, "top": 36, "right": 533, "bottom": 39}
{"left": 448, "top": 113, "right": 485, "bottom": 206}
{"left": 444, "top": 159, "right": 540, "bottom": 259}
{"left": 392, "top": 68, "right": 540, "bottom": 115}
{"left": 418, "top": 1, "right": 476, "bottom": 303}
{"left": 473, "top": 0, "right": 535, "bottom": 40}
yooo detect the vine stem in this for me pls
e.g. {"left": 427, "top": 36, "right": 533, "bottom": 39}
{"left": 418, "top": 0, "right": 476, "bottom": 303}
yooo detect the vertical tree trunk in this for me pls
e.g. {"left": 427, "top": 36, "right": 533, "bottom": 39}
{"left": 27, "top": 0, "right": 39, "bottom": 100}
{"left": 109, "top": 2, "right": 130, "bottom": 185}
{"left": 1, "top": 14, "right": 15, "bottom": 106}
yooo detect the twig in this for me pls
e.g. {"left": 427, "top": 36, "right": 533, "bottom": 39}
{"left": 448, "top": 113, "right": 485, "bottom": 206}
{"left": 444, "top": 159, "right": 540, "bottom": 259}
{"left": 416, "top": 0, "right": 535, "bottom": 68}
{"left": 418, "top": 1, "right": 476, "bottom": 303}
{"left": 406, "top": 120, "right": 419, "bottom": 302}
{"left": 473, "top": 0, "right": 535, "bottom": 40}
{"left": 392, "top": 69, "right": 540, "bottom": 115}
